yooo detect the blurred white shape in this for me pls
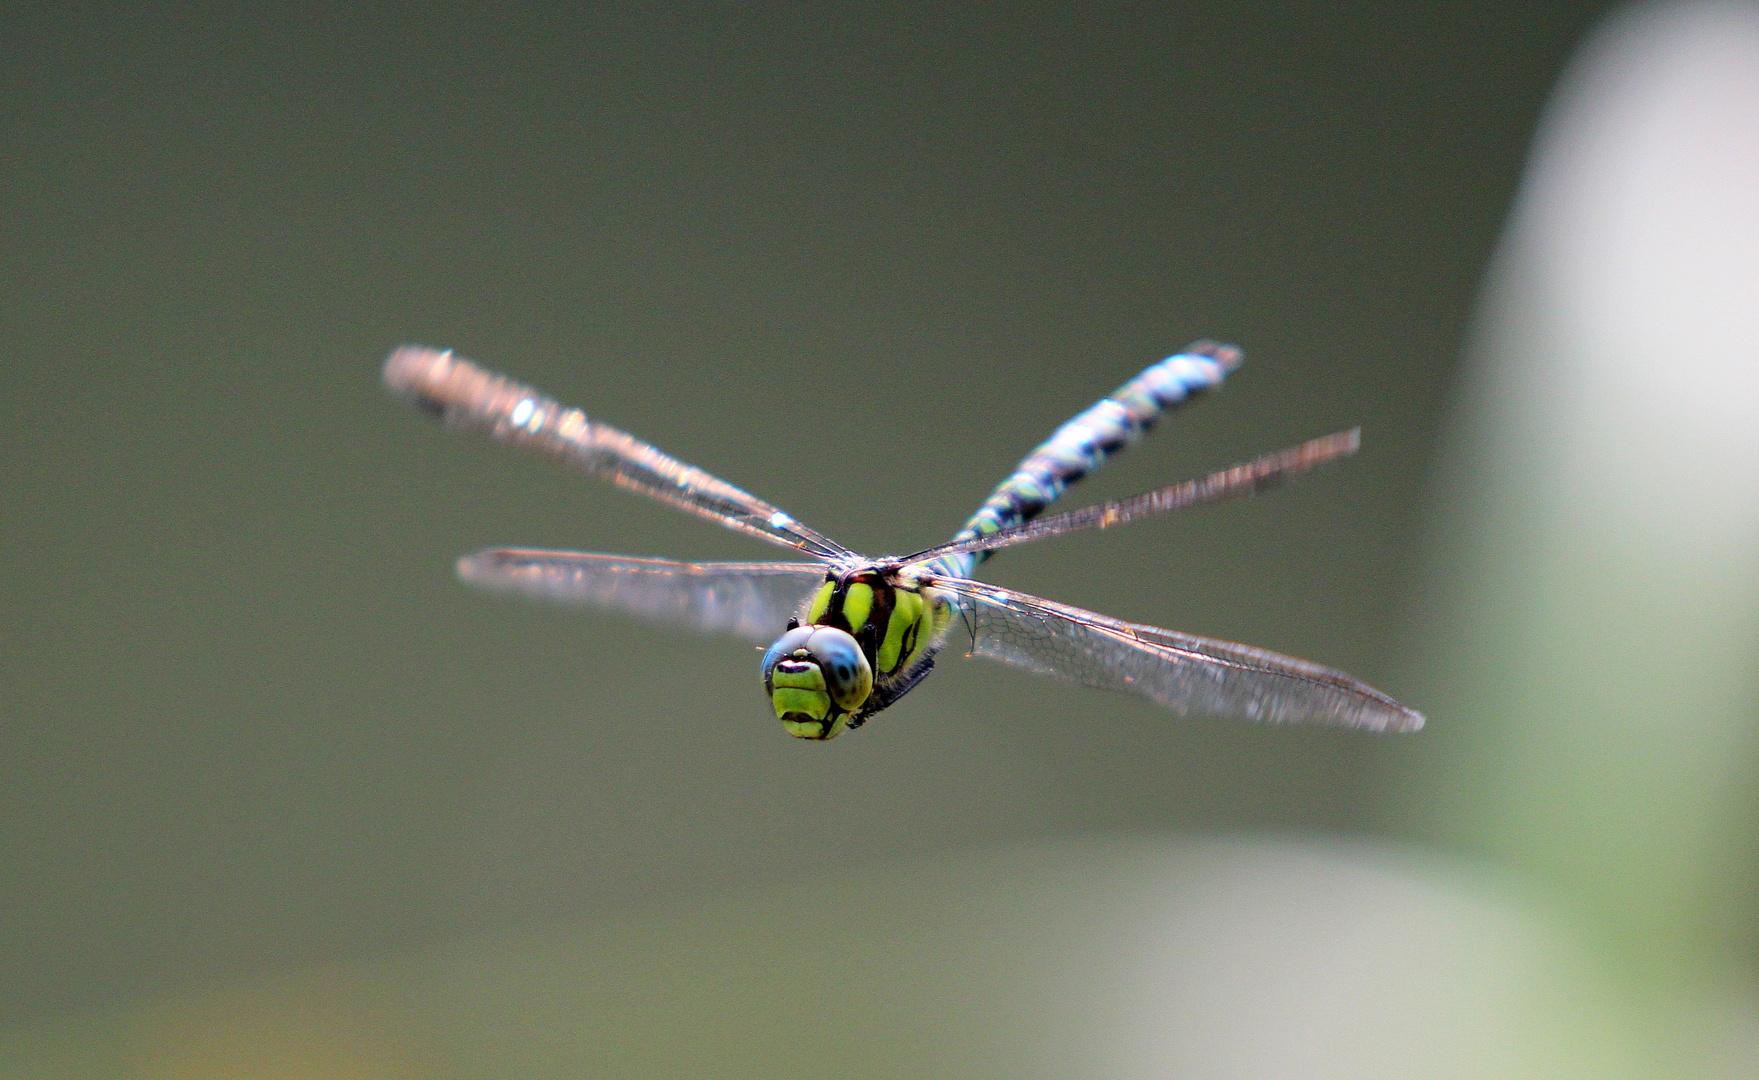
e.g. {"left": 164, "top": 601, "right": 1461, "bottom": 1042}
{"left": 1516, "top": 0, "right": 1759, "bottom": 545}
{"left": 1101, "top": 841, "right": 1643, "bottom": 1080}
{"left": 1397, "top": 0, "right": 1759, "bottom": 1013}
{"left": 418, "top": 838, "right": 1649, "bottom": 1080}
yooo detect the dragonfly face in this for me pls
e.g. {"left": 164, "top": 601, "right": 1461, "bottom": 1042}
{"left": 758, "top": 566, "right": 945, "bottom": 740}
{"left": 760, "top": 623, "right": 871, "bottom": 740}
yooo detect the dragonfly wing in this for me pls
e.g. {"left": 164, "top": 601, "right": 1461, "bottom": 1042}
{"left": 385, "top": 346, "right": 855, "bottom": 563}
{"left": 902, "top": 430, "right": 1359, "bottom": 566}
{"left": 458, "top": 549, "right": 827, "bottom": 644}
{"left": 926, "top": 577, "right": 1423, "bottom": 732}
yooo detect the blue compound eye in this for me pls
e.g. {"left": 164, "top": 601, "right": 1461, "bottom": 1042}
{"left": 760, "top": 624, "right": 874, "bottom": 732}
{"left": 804, "top": 627, "right": 873, "bottom": 711}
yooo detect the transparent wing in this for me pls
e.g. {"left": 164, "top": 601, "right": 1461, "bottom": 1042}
{"left": 458, "top": 549, "right": 827, "bottom": 644}
{"left": 385, "top": 346, "right": 855, "bottom": 563}
{"left": 902, "top": 430, "right": 1359, "bottom": 566}
{"left": 925, "top": 576, "right": 1423, "bottom": 732}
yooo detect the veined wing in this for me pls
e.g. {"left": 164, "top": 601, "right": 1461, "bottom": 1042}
{"left": 925, "top": 576, "right": 1423, "bottom": 732}
{"left": 902, "top": 430, "right": 1359, "bottom": 566}
{"left": 458, "top": 549, "right": 827, "bottom": 644}
{"left": 384, "top": 346, "right": 855, "bottom": 563}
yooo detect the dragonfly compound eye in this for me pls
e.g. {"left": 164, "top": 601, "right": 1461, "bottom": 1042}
{"left": 759, "top": 624, "right": 873, "bottom": 740}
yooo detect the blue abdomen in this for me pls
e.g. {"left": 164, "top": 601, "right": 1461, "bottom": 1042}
{"left": 927, "top": 340, "right": 1241, "bottom": 580}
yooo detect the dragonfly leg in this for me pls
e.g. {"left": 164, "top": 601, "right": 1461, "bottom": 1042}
{"left": 849, "top": 651, "right": 939, "bottom": 728}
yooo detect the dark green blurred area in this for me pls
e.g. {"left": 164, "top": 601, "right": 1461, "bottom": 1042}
{"left": 2, "top": 1, "right": 1613, "bottom": 1025}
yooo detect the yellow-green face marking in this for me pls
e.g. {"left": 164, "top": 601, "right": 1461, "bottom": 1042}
{"left": 783, "top": 713, "right": 849, "bottom": 740}
{"left": 760, "top": 623, "right": 872, "bottom": 740}
{"left": 770, "top": 661, "right": 831, "bottom": 724}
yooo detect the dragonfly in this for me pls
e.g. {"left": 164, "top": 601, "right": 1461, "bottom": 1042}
{"left": 384, "top": 342, "right": 1423, "bottom": 740}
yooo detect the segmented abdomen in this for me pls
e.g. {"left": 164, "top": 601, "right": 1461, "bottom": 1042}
{"left": 927, "top": 340, "right": 1241, "bottom": 580}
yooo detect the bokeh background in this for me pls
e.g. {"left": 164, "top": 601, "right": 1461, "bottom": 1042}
{"left": 5, "top": 2, "right": 1758, "bottom": 1076}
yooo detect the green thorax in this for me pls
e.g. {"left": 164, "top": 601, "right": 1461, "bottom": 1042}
{"left": 805, "top": 568, "right": 941, "bottom": 680}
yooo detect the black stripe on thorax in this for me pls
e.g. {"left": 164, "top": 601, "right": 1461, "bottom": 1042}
{"left": 825, "top": 568, "right": 897, "bottom": 669}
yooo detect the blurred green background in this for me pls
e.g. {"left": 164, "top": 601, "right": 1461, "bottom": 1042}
{"left": 5, "top": 2, "right": 1757, "bottom": 1076}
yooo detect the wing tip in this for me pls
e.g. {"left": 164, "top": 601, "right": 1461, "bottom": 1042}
{"left": 1331, "top": 689, "right": 1422, "bottom": 734}
{"left": 1378, "top": 703, "right": 1426, "bottom": 734}
{"left": 382, "top": 344, "right": 462, "bottom": 417}
{"left": 455, "top": 548, "right": 514, "bottom": 588}
{"left": 382, "top": 343, "right": 452, "bottom": 389}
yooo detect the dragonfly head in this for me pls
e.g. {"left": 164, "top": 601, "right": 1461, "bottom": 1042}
{"left": 760, "top": 624, "right": 873, "bottom": 740}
